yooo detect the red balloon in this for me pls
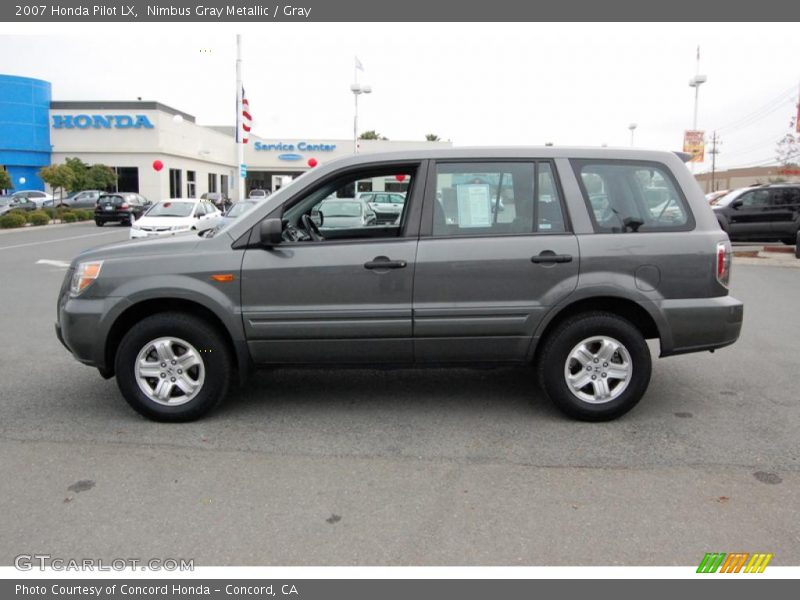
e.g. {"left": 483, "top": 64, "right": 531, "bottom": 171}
{"left": 395, "top": 174, "right": 406, "bottom": 182}
{"left": 152, "top": 160, "right": 164, "bottom": 172}
{"left": 307, "top": 158, "right": 318, "bottom": 167}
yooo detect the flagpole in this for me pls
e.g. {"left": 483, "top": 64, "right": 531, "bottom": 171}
{"left": 236, "top": 34, "right": 245, "bottom": 202}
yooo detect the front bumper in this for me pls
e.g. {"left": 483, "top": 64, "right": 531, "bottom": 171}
{"left": 658, "top": 295, "right": 744, "bottom": 356}
{"left": 57, "top": 292, "right": 131, "bottom": 370}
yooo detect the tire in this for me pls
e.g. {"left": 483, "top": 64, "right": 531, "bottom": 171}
{"left": 95, "top": 220, "right": 104, "bottom": 227}
{"left": 114, "top": 312, "right": 233, "bottom": 422}
{"left": 537, "top": 311, "right": 652, "bottom": 421}
{"left": 781, "top": 238, "right": 796, "bottom": 246}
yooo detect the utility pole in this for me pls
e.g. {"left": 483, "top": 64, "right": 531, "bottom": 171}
{"left": 709, "top": 131, "right": 721, "bottom": 192}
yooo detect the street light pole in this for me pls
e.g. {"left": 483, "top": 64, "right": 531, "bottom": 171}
{"left": 688, "top": 46, "right": 707, "bottom": 173}
{"left": 628, "top": 123, "right": 637, "bottom": 147}
{"left": 350, "top": 68, "right": 371, "bottom": 154}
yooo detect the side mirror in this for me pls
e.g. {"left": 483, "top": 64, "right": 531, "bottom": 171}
{"left": 731, "top": 200, "right": 743, "bottom": 209}
{"left": 259, "top": 218, "right": 283, "bottom": 247}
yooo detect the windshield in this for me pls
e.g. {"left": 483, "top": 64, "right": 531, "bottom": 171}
{"left": 226, "top": 201, "right": 257, "bottom": 218}
{"left": 146, "top": 201, "right": 195, "bottom": 217}
{"left": 321, "top": 201, "right": 362, "bottom": 217}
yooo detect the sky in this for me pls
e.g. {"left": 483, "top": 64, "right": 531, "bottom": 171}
{"left": 1, "top": 22, "right": 799, "bottom": 172}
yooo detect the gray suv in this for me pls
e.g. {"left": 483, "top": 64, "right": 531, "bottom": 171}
{"left": 56, "top": 148, "right": 743, "bottom": 422}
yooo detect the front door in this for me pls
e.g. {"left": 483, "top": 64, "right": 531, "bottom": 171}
{"left": 240, "top": 162, "right": 424, "bottom": 365}
{"left": 727, "top": 188, "right": 773, "bottom": 239}
{"left": 413, "top": 160, "right": 579, "bottom": 362}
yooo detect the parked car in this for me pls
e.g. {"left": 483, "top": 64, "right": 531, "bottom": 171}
{"left": 58, "top": 190, "right": 103, "bottom": 209}
{"left": 94, "top": 193, "right": 150, "bottom": 226}
{"left": 0, "top": 197, "right": 12, "bottom": 216}
{"left": 6, "top": 197, "right": 38, "bottom": 212}
{"left": 358, "top": 191, "right": 406, "bottom": 223}
{"left": 56, "top": 147, "right": 742, "bottom": 422}
{"left": 712, "top": 183, "right": 800, "bottom": 244}
{"left": 200, "top": 192, "right": 231, "bottom": 211}
{"left": 705, "top": 189, "right": 730, "bottom": 205}
{"left": 130, "top": 198, "right": 221, "bottom": 239}
{"left": 216, "top": 199, "right": 259, "bottom": 227}
{"left": 9, "top": 190, "right": 54, "bottom": 208}
{"left": 314, "top": 197, "right": 377, "bottom": 229}
{"left": 248, "top": 189, "right": 270, "bottom": 199}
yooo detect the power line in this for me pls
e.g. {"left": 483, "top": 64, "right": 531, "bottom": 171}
{"left": 713, "top": 84, "right": 798, "bottom": 134}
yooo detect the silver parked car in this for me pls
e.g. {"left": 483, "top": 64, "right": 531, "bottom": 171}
{"left": 56, "top": 147, "right": 743, "bottom": 422}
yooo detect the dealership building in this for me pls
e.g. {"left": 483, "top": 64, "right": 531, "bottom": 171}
{"left": 1, "top": 74, "right": 451, "bottom": 199}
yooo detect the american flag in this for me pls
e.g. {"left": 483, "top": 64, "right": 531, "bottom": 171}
{"left": 240, "top": 86, "right": 252, "bottom": 144}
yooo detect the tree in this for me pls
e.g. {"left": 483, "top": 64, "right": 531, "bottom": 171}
{"left": 85, "top": 164, "right": 117, "bottom": 191}
{"left": 38, "top": 164, "right": 75, "bottom": 203}
{"left": 63, "top": 157, "right": 90, "bottom": 192}
{"left": 425, "top": 133, "right": 441, "bottom": 142}
{"left": 775, "top": 116, "right": 799, "bottom": 166}
{"left": 0, "top": 169, "right": 12, "bottom": 192}
{"left": 359, "top": 130, "right": 388, "bottom": 140}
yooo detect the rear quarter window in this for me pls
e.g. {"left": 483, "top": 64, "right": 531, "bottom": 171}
{"left": 572, "top": 160, "right": 695, "bottom": 233}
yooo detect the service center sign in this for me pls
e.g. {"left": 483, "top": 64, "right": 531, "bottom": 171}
{"left": 254, "top": 141, "right": 337, "bottom": 161}
{"left": 52, "top": 114, "right": 155, "bottom": 129}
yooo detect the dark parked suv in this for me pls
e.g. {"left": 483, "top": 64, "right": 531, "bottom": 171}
{"left": 713, "top": 184, "right": 800, "bottom": 244}
{"left": 57, "top": 148, "right": 743, "bottom": 422}
{"left": 95, "top": 193, "right": 150, "bottom": 226}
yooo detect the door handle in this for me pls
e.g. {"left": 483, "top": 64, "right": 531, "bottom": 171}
{"left": 364, "top": 256, "right": 407, "bottom": 270}
{"left": 531, "top": 251, "right": 573, "bottom": 264}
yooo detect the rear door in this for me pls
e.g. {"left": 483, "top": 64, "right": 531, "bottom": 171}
{"left": 413, "top": 160, "right": 579, "bottom": 362}
{"left": 770, "top": 187, "right": 800, "bottom": 238}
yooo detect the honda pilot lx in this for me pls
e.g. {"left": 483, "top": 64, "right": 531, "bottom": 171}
{"left": 56, "top": 148, "right": 743, "bottom": 422}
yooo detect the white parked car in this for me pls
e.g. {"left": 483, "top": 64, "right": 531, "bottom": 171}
{"left": 130, "top": 198, "right": 220, "bottom": 239}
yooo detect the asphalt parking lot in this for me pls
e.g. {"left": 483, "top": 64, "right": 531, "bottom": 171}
{"left": 0, "top": 222, "right": 798, "bottom": 566}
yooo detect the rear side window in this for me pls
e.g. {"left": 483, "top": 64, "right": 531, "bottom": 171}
{"left": 573, "top": 160, "right": 693, "bottom": 233}
{"left": 432, "top": 161, "right": 567, "bottom": 236}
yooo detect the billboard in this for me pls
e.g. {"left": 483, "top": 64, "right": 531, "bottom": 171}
{"left": 683, "top": 130, "right": 705, "bottom": 162}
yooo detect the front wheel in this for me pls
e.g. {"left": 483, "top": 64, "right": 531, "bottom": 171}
{"left": 95, "top": 220, "right": 104, "bottom": 227}
{"left": 537, "top": 312, "right": 652, "bottom": 421}
{"left": 115, "top": 312, "right": 233, "bottom": 422}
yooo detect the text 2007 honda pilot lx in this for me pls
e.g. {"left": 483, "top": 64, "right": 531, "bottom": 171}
{"left": 56, "top": 148, "right": 743, "bottom": 422}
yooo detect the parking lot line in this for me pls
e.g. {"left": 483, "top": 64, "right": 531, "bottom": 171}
{"left": 0, "top": 230, "right": 122, "bottom": 251}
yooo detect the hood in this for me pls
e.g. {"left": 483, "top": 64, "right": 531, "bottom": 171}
{"left": 74, "top": 232, "right": 202, "bottom": 264}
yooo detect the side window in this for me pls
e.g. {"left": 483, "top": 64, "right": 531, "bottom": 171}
{"left": 740, "top": 190, "right": 769, "bottom": 208}
{"left": 432, "top": 161, "right": 565, "bottom": 236}
{"left": 195, "top": 203, "right": 206, "bottom": 217}
{"left": 574, "top": 161, "right": 692, "bottom": 233}
{"left": 282, "top": 165, "right": 418, "bottom": 241}
{"left": 771, "top": 188, "right": 800, "bottom": 206}
{"left": 537, "top": 163, "right": 566, "bottom": 233}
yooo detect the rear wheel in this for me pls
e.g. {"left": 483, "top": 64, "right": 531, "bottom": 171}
{"left": 538, "top": 312, "right": 652, "bottom": 421}
{"left": 94, "top": 220, "right": 104, "bottom": 227}
{"left": 115, "top": 312, "right": 233, "bottom": 422}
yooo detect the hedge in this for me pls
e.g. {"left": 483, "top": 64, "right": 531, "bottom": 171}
{"left": 28, "top": 211, "right": 51, "bottom": 226}
{"left": 61, "top": 211, "right": 78, "bottom": 223}
{"left": 0, "top": 213, "right": 27, "bottom": 229}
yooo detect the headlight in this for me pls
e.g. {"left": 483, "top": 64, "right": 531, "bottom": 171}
{"left": 70, "top": 260, "right": 103, "bottom": 296}
{"left": 131, "top": 223, "right": 141, "bottom": 230}
{"left": 170, "top": 225, "right": 190, "bottom": 231}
